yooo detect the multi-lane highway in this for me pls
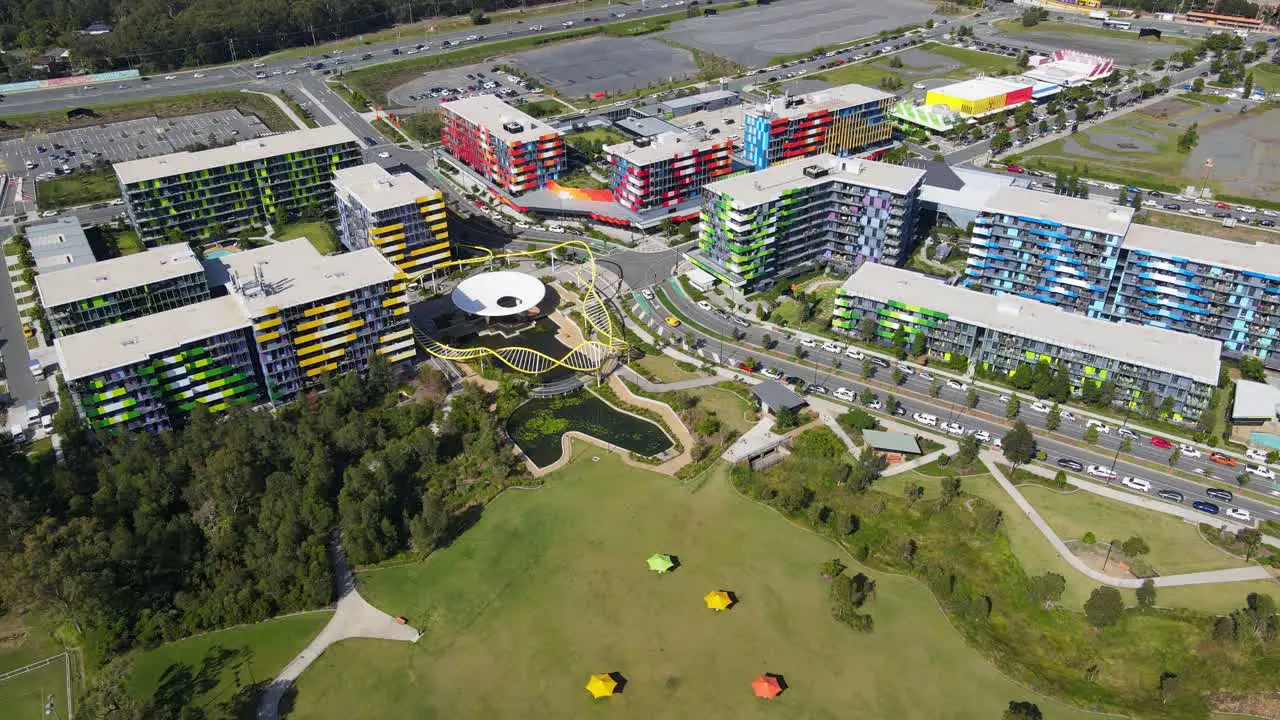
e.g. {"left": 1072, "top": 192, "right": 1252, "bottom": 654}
{"left": 637, "top": 275, "right": 1280, "bottom": 522}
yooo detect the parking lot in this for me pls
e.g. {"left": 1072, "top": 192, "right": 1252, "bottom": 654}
{"left": 504, "top": 35, "right": 699, "bottom": 96}
{"left": 387, "top": 61, "right": 538, "bottom": 109}
{"left": 977, "top": 23, "right": 1185, "bottom": 67}
{"left": 659, "top": 0, "right": 935, "bottom": 67}
{"left": 0, "top": 110, "right": 268, "bottom": 216}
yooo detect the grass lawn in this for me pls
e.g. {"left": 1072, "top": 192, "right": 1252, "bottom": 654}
{"left": 127, "top": 612, "right": 330, "bottom": 717}
{"left": 564, "top": 126, "right": 630, "bottom": 152}
{"left": 765, "top": 284, "right": 838, "bottom": 335}
{"left": 633, "top": 354, "right": 702, "bottom": 384}
{"left": 275, "top": 221, "right": 340, "bottom": 255}
{"left": 0, "top": 612, "right": 72, "bottom": 720}
{"left": 917, "top": 41, "right": 1020, "bottom": 75}
{"left": 289, "top": 445, "right": 1096, "bottom": 719}
{"left": 1135, "top": 210, "right": 1280, "bottom": 245}
{"left": 1018, "top": 484, "right": 1250, "bottom": 576}
{"left": 0, "top": 91, "right": 296, "bottom": 142}
{"left": 679, "top": 383, "right": 759, "bottom": 435}
{"left": 1251, "top": 63, "right": 1280, "bottom": 93}
{"left": 556, "top": 166, "right": 609, "bottom": 190}
{"left": 522, "top": 98, "right": 571, "bottom": 118}
{"left": 810, "top": 63, "right": 901, "bottom": 90}
{"left": 35, "top": 166, "right": 120, "bottom": 210}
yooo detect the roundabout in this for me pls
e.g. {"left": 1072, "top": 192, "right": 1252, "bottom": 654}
{"left": 408, "top": 240, "right": 627, "bottom": 375}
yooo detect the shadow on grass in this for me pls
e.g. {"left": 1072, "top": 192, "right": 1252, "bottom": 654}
{"left": 142, "top": 644, "right": 267, "bottom": 720}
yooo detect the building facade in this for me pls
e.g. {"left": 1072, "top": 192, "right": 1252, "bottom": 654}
{"left": 924, "top": 77, "right": 1033, "bottom": 118}
{"left": 963, "top": 186, "right": 1133, "bottom": 317}
{"left": 114, "top": 125, "right": 363, "bottom": 245}
{"left": 690, "top": 154, "right": 924, "bottom": 289}
{"left": 604, "top": 131, "right": 734, "bottom": 212}
{"left": 439, "top": 95, "right": 565, "bottom": 195}
{"left": 37, "top": 244, "right": 210, "bottom": 337}
{"left": 333, "top": 164, "right": 452, "bottom": 277}
{"left": 208, "top": 239, "right": 414, "bottom": 403}
{"left": 56, "top": 296, "right": 260, "bottom": 432}
{"left": 833, "top": 263, "right": 1220, "bottom": 421}
{"left": 742, "top": 84, "right": 894, "bottom": 171}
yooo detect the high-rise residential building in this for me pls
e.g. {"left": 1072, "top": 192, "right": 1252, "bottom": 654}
{"left": 332, "top": 163, "right": 452, "bottom": 277}
{"left": 964, "top": 186, "right": 1133, "bottom": 317}
{"left": 206, "top": 238, "right": 414, "bottom": 402}
{"left": 690, "top": 154, "right": 924, "bottom": 290}
{"left": 56, "top": 296, "right": 260, "bottom": 432}
{"left": 37, "top": 244, "right": 210, "bottom": 337}
{"left": 114, "top": 125, "right": 363, "bottom": 245}
{"left": 439, "top": 95, "right": 565, "bottom": 195}
{"left": 603, "top": 131, "right": 734, "bottom": 212}
{"left": 741, "top": 84, "right": 895, "bottom": 171}
{"left": 834, "top": 263, "right": 1219, "bottom": 421}
{"left": 1110, "top": 225, "right": 1280, "bottom": 364}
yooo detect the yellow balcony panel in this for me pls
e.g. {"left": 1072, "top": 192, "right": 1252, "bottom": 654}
{"left": 296, "top": 309, "right": 354, "bottom": 333}
{"left": 303, "top": 298, "right": 351, "bottom": 318}
{"left": 305, "top": 362, "right": 339, "bottom": 377}
{"left": 385, "top": 349, "right": 417, "bottom": 363}
{"left": 253, "top": 317, "right": 282, "bottom": 331}
{"left": 392, "top": 306, "right": 409, "bottom": 316}
{"left": 416, "top": 240, "right": 450, "bottom": 255}
{"left": 391, "top": 283, "right": 407, "bottom": 293}
{"left": 430, "top": 222, "right": 448, "bottom": 232}
{"left": 380, "top": 328, "right": 413, "bottom": 343}
{"left": 256, "top": 331, "right": 280, "bottom": 343}
{"left": 382, "top": 296, "right": 406, "bottom": 308}
{"left": 372, "top": 223, "right": 405, "bottom": 235}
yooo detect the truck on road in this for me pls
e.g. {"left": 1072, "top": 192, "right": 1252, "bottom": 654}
{"left": 27, "top": 358, "right": 42, "bottom": 380}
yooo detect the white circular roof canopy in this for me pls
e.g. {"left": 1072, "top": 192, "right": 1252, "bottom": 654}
{"left": 452, "top": 271, "right": 547, "bottom": 317}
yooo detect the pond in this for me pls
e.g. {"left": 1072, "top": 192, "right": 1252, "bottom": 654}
{"left": 507, "top": 392, "right": 674, "bottom": 467}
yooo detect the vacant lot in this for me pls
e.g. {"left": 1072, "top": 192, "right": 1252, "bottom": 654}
{"left": 35, "top": 165, "right": 120, "bottom": 210}
{"left": 1135, "top": 210, "right": 1280, "bottom": 245}
{"left": 989, "top": 20, "right": 1190, "bottom": 65}
{"left": 0, "top": 91, "right": 295, "bottom": 141}
{"left": 509, "top": 35, "right": 699, "bottom": 96}
{"left": 807, "top": 43, "right": 1019, "bottom": 96}
{"left": 289, "top": 446, "right": 1092, "bottom": 719}
{"left": 276, "top": 220, "right": 341, "bottom": 255}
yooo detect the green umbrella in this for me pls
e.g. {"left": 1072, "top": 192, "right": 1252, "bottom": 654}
{"left": 647, "top": 553, "right": 675, "bottom": 574}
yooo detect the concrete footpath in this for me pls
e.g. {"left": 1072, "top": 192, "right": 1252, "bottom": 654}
{"left": 982, "top": 454, "right": 1275, "bottom": 589}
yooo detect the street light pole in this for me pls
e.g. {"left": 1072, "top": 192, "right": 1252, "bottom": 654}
{"left": 1107, "top": 401, "right": 1135, "bottom": 479}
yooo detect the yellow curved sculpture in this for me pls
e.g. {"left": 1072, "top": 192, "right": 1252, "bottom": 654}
{"left": 407, "top": 240, "right": 627, "bottom": 375}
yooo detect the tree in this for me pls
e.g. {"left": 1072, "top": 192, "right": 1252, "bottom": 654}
{"left": 1046, "top": 403, "right": 1061, "bottom": 432}
{"left": 1084, "top": 586, "right": 1125, "bottom": 626}
{"left": 965, "top": 387, "right": 980, "bottom": 409}
{"left": 1131, "top": 192, "right": 1143, "bottom": 212}
{"left": 409, "top": 492, "right": 449, "bottom": 554}
{"left": 858, "top": 316, "right": 877, "bottom": 341}
{"left": 1002, "top": 421, "right": 1036, "bottom": 471}
{"left": 1136, "top": 578, "right": 1157, "bottom": 609}
{"left": 850, "top": 445, "right": 889, "bottom": 493}
{"left": 1240, "top": 355, "right": 1266, "bottom": 382}
{"left": 930, "top": 380, "right": 942, "bottom": 398}
{"left": 1083, "top": 424, "right": 1099, "bottom": 445}
{"left": 859, "top": 388, "right": 876, "bottom": 405}
{"left": 1168, "top": 446, "right": 1181, "bottom": 468}
{"left": 910, "top": 331, "right": 927, "bottom": 358}
{"left": 1117, "top": 187, "right": 1128, "bottom": 206}
{"left": 891, "top": 326, "right": 909, "bottom": 359}
{"left": 1237, "top": 528, "right": 1263, "bottom": 561}
{"left": 1244, "top": 71, "right": 1254, "bottom": 99}
{"left": 1177, "top": 122, "right": 1200, "bottom": 153}
{"left": 957, "top": 434, "right": 980, "bottom": 466}
{"left": 1003, "top": 701, "right": 1044, "bottom": 720}
{"left": 1121, "top": 536, "right": 1150, "bottom": 557}
{"left": 1010, "top": 363, "right": 1034, "bottom": 390}
{"left": 862, "top": 358, "right": 876, "bottom": 378}
{"left": 1006, "top": 394, "right": 1021, "bottom": 419}
{"left": 1120, "top": 436, "right": 1132, "bottom": 454}
{"left": 1029, "top": 572, "right": 1066, "bottom": 606}
{"left": 470, "top": 7, "right": 487, "bottom": 24}
{"left": 892, "top": 367, "right": 906, "bottom": 386}
{"left": 941, "top": 476, "right": 962, "bottom": 506}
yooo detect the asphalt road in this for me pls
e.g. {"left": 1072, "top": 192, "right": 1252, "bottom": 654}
{"left": 639, "top": 275, "right": 1280, "bottom": 522}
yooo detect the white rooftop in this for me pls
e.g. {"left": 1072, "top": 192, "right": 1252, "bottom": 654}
{"left": 442, "top": 95, "right": 561, "bottom": 144}
{"left": 332, "top": 163, "right": 441, "bottom": 214}
{"left": 749, "top": 83, "right": 893, "bottom": 120}
{"left": 451, "top": 271, "right": 546, "bottom": 317}
{"left": 705, "top": 153, "right": 924, "bottom": 208}
{"left": 841, "top": 263, "right": 1221, "bottom": 384}
{"left": 204, "top": 238, "right": 399, "bottom": 318}
{"left": 983, "top": 186, "right": 1134, "bottom": 237}
{"left": 114, "top": 125, "right": 360, "bottom": 185}
{"left": 37, "top": 244, "right": 203, "bottom": 308}
{"left": 1232, "top": 379, "right": 1280, "bottom": 421}
{"left": 27, "top": 216, "right": 95, "bottom": 274}
{"left": 603, "top": 131, "right": 730, "bottom": 166}
{"left": 929, "top": 76, "right": 1032, "bottom": 102}
{"left": 1123, "top": 223, "right": 1280, "bottom": 277}
{"left": 56, "top": 295, "right": 249, "bottom": 381}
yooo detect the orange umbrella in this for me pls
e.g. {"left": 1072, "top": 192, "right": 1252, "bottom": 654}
{"left": 752, "top": 674, "right": 782, "bottom": 699}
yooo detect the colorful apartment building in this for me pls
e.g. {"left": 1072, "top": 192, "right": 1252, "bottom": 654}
{"left": 37, "top": 244, "right": 210, "bottom": 337}
{"left": 741, "top": 84, "right": 895, "bottom": 171}
{"left": 332, "top": 163, "right": 452, "bottom": 277}
{"left": 439, "top": 95, "right": 565, "bottom": 195}
{"left": 206, "top": 238, "right": 414, "bottom": 402}
{"left": 691, "top": 154, "right": 924, "bottom": 290}
{"left": 114, "top": 125, "right": 363, "bottom": 245}
{"left": 603, "top": 131, "right": 734, "bottom": 212}
{"left": 56, "top": 296, "right": 261, "bottom": 432}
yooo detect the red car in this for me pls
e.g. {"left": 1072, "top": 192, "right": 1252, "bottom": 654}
{"left": 1005, "top": 165, "right": 1025, "bottom": 173}
{"left": 1210, "top": 452, "right": 1237, "bottom": 466}
{"left": 737, "top": 362, "right": 755, "bottom": 374}
{"left": 1215, "top": 201, "right": 1231, "bottom": 209}
{"left": 1150, "top": 436, "right": 1173, "bottom": 449}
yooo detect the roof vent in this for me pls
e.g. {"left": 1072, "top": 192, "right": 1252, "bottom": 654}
{"left": 803, "top": 164, "right": 829, "bottom": 179}
{"left": 94, "top": 275, "right": 109, "bottom": 283}
{"left": 502, "top": 120, "right": 525, "bottom": 134}
{"left": 634, "top": 137, "right": 652, "bottom": 147}
{"left": 784, "top": 96, "right": 805, "bottom": 109}
{"left": 121, "top": 337, "right": 140, "bottom": 346}
{"left": 996, "top": 301, "right": 1022, "bottom": 317}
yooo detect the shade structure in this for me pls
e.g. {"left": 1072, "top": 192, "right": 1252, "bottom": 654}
{"left": 647, "top": 553, "right": 675, "bottom": 573}
{"left": 752, "top": 674, "right": 783, "bottom": 699}
{"left": 704, "top": 590, "right": 732, "bottom": 611}
{"left": 586, "top": 673, "right": 618, "bottom": 699}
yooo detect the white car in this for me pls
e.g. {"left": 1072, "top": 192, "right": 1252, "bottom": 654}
{"left": 1086, "top": 464, "right": 1117, "bottom": 479}
{"left": 1225, "top": 507, "right": 1252, "bottom": 522}
{"left": 1062, "top": 410, "right": 1078, "bottom": 422}
{"left": 193, "top": 72, "right": 206, "bottom": 78}
{"left": 641, "top": 288, "right": 654, "bottom": 300}
{"left": 1120, "top": 476, "right": 1151, "bottom": 492}
{"left": 1247, "top": 464, "right": 1275, "bottom": 480}
{"left": 1178, "top": 443, "right": 1202, "bottom": 458}
{"left": 164, "top": 75, "right": 177, "bottom": 80}
{"left": 252, "top": 62, "right": 265, "bottom": 67}
{"left": 377, "top": 151, "right": 390, "bottom": 158}
{"left": 1245, "top": 448, "right": 1269, "bottom": 463}
{"left": 761, "top": 367, "right": 784, "bottom": 380}
{"left": 800, "top": 337, "right": 817, "bottom": 348}
{"left": 845, "top": 348, "right": 864, "bottom": 360}
{"left": 912, "top": 412, "right": 939, "bottom": 427}
{"left": 1085, "top": 419, "right": 1111, "bottom": 434}
{"left": 822, "top": 341, "right": 842, "bottom": 354}
{"left": 999, "top": 394, "right": 1011, "bottom": 403}
{"left": 1030, "top": 402, "right": 1051, "bottom": 413}
{"left": 896, "top": 363, "right": 914, "bottom": 375}
{"left": 285, "top": 69, "right": 297, "bottom": 75}
{"left": 972, "top": 430, "right": 992, "bottom": 443}
{"left": 548, "top": 226, "right": 566, "bottom": 234}
{"left": 515, "top": 222, "right": 531, "bottom": 230}
{"left": 942, "top": 422, "right": 966, "bottom": 436}
{"left": 867, "top": 399, "right": 883, "bottom": 410}
{"left": 946, "top": 380, "right": 966, "bottom": 391}
{"left": 1117, "top": 427, "right": 1139, "bottom": 440}
{"left": 918, "top": 371, "right": 934, "bottom": 381}
{"left": 834, "top": 387, "right": 855, "bottom": 402}
{"left": 698, "top": 300, "right": 713, "bottom": 312}
{"left": 1188, "top": 207, "right": 1208, "bottom": 216}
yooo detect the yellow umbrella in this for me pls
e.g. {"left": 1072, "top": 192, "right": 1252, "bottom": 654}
{"left": 704, "top": 590, "right": 732, "bottom": 611}
{"left": 585, "top": 673, "right": 617, "bottom": 699}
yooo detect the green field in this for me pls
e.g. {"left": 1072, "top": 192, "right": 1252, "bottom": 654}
{"left": 0, "top": 613, "right": 72, "bottom": 720}
{"left": 810, "top": 63, "right": 902, "bottom": 90}
{"left": 35, "top": 166, "right": 120, "bottom": 210}
{"left": 289, "top": 445, "right": 1094, "bottom": 719}
{"left": 916, "top": 41, "right": 1020, "bottom": 75}
{"left": 633, "top": 354, "right": 702, "bottom": 383}
{"left": 1019, "top": 485, "right": 1250, "bottom": 576}
{"left": 276, "top": 220, "right": 340, "bottom": 255}
{"left": 1252, "top": 63, "right": 1280, "bottom": 93}
{"left": 127, "top": 612, "right": 330, "bottom": 716}
{"left": 521, "top": 98, "right": 571, "bottom": 118}
{"left": 556, "top": 166, "right": 609, "bottom": 189}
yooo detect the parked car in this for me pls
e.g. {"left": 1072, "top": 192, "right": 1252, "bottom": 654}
{"left": 822, "top": 341, "right": 843, "bottom": 354}
{"left": 761, "top": 367, "right": 784, "bottom": 380}
{"left": 1150, "top": 436, "right": 1173, "bottom": 449}
{"left": 945, "top": 379, "right": 966, "bottom": 391}
{"left": 972, "top": 430, "right": 992, "bottom": 443}
{"left": 1247, "top": 464, "right": 1275, "bottom": 480}
{"left": 1030, "top": 402, "right": 1051, "bottom": 413}
{"left": 1085, "top": 419, "right": 1110, "bottom": 434}
{"left": 1209, "top": 452, "right": 1237, "bottom": 466}
{"left": 1225, "top": 507, "right": 1252, "bottom": 522}
{"left": 1057, "top": 458, "right": 1084, "bottom": 472}
{"left": 941, "top": 422, "right": 966, "bottom": 436}
{"left": 1192, "top": 500, "right": 1220, "bottom": 515}
{"left": 1205, "top": 487, "right": 1234, "bottom": 502}
{"left": 808, "top": 384, "right": 829, "bottom": 396}
{"left": 1157, "top": 489, "right": 1184, "bottom": 502}
{"left": 1117, "top": 427, "right": 1139, "bottom": 440}
{"left": 912, "top": 412, "right": 939, "bottom": 426}
{"left": 1086, "top": 464, "right": 1117, "bottom": 479}
{"left": 1121, "top": 476, "right": 1152, "bottom": 492}
{"left": 1245, "top": 447, "right": 1270, "bottom": 463}
{"left": 845, "top": 347, "right": 864, "bottom": 360}
{"left": 833, "top": 387, "right": 855, "bottom": 402}
{"left": 1178, "top": 443, "right": 1202, "bottom": 458}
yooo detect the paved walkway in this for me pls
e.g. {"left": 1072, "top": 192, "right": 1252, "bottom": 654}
{"left": 982, "top": 454, "right": 1274, "bottom": 589}
{"left": 618, "top": 364, "right": 722, "bottom": 393}
{"left": 241, "top": 89, "right": 308, "bottom": 130}
{"left": 256, "top": 534, "right": 419, "bottom": 720}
